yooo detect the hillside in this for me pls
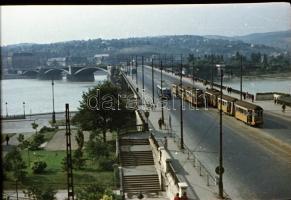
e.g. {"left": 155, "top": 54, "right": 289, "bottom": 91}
{"left": 1, "top": 34, "right": 283, "bottom": 60}
{"left": 205, "top": 30, "right": 291, "bottom": 51}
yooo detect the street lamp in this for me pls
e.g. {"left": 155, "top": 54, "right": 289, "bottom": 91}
{"left": 51, "top": 79, "right": 56, "bottom": 124}
{"left": 160, "top": 60, "right": 164, "bottom": 124}
{"left": 23, "top": 102, "right": 26, "bottom": 118}
{"left": 5, "top": 102, "right": 8, "bottom": 117}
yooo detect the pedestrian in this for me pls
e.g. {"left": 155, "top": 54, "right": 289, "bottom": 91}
{"left": 229, "top": 87, "right": 232, "bottom": 94}
{"left": 5, "top": 135, "right": 9, "bottom": 146}
{"left": 282, "top": 104, "right": 286, "bottom": 112}
{"left": 174, "top": 193, "right": 180, "bottom": 200}
{"left": 158, "top": 118, "right": 163, "bottom": 129}
{"left": 243, "top": 92, "right": 246, "bottom": 100}
{"left": 251, "top": 95, "right": 254, "bottom": 102}
{"left": 180, "top": 192, "right": 188, "bottom": 200}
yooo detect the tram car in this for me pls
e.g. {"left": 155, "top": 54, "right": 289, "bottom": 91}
{"left": 171, "top": 84, "right": 178, "bottom": 97}
{"left": 217, "top": 94, "right": 238, "bottom": 115}
{"left": 204, "top": 88, "right": 220, "bottom": 107}
{"left": 234, "top": 100, "right": 263, "bottom": 126}
{"left": 184, "top": 87, "right": 204, "bottom": 107}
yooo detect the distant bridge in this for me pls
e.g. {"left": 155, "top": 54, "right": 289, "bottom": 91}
{"left": 21, "top": 66, "right": 108, "bottom": 81}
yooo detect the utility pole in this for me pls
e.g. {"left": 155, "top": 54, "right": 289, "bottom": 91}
{"left": 65, "top": 104, "right": 74, "bottom": 200}
{"left": 135, "top": 55, "right": 138, "bottom": 86}
{"left": 240, "top": 55, "right": 243, "bottom": 100}
{"left": 211, "top": 55, "right": 214, "bottom": 89}
{"left": 171, "top": 55, "right": 174, "bottom": 74}
{"left": 142, "top": 56, "right": 144, "bottom": 90}
{"left": 51, "top": 79, "right": 56, "bottom": 124}
{"left": 160, "top": 60, "right": 164, "bottom": 123}
{"left": 218, "top": 69, "right": 224, "bottom": 198}
{"left": 180, "top": 55, "right": 184, "bottom": 150}
{"left": 131, "top": 56, "right": 134, "bottom": 80}
{"left": 152, "top": 58, "right": 155, "bottom": 104}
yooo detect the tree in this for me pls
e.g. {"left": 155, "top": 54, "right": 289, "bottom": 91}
{"left": 76, "top": 183, "right": 116, "bottom": 200}
{"left": 24, "top": 184, "right": 56, "bottom": 200}
{"left": 73, "top": 148, "right": 85, "bottom": 170}
{"left": 4, "top": 146, "right": 27, "bottom": 181}
{"left": 75, "top": 129, "right": 84, "bottom": 150}
{"left": 73, "top": 81, "right": 134, "bottom": 142}
{"left": 31, "top": 122, "right": 39, "bottom": 134}
{"left": 85, "top": 132, "right": 111, "bottom": 160}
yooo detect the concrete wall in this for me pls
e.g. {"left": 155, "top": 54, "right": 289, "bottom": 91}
{"left": 149, "top": 137, "right": 184, "bottom": 199}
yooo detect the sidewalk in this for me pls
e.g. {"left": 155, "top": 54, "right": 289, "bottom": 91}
{"left": 147, "top": 108, "right": 224, "bottom": 200}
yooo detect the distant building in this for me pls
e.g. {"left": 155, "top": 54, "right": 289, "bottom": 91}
{"left": 66, "top": 56, "right": 88, "bottom": 66}
{"left": 12, "top": 53, "right": 39, "bottom": 70}
{"left": 94, "top": 54, "right": 110, "bottom": 65}
{"left": 47, "top": 57, "right": 66, "bottom": 67}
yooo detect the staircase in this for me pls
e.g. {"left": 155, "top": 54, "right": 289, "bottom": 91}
{"left": 123, "top": 174, "right": 160, "bottom": 193}
{"left": 121, "top": 151, "right": 154, "bottom": 166}
{"left": 119, "top": 138, "right": 161, "bottom": 195}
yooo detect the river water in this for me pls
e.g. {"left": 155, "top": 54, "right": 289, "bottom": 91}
{"left": 1, "top": 75, "right": 291, "bottom": 116}
{"left": 1, "top": 75, "right": 107, "bottom": 116}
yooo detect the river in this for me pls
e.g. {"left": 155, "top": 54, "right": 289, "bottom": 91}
{"left": 1, "top": 75, "right": 107, "bottom": 116}
{"left": 1, "top": 75, "right": 291, "bottom": 116}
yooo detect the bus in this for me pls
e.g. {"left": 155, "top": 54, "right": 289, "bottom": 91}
{"left": 157, "top": 85, "right": 172, "bottom": 99}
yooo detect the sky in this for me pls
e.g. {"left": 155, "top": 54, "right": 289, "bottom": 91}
{"left": 1, "top": 3, "right": 290, "bottom": 46}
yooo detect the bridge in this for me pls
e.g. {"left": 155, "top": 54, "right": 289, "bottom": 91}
{"left": 20, "top": 66, "right": 108, "bottom": 81}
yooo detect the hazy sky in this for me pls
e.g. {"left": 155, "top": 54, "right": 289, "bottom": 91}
{"left": 1, "top": 3, "right": 290, "bottom": 46}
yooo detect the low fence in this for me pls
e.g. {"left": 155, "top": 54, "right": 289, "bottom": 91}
{"left": 173, "top": 134, "right": 231, "bottom": 199}
{"left": 1, "top": 114, "right": 25, "bottom": 120}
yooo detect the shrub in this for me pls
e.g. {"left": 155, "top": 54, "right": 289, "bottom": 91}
{"left": 32, "top": 161, "right": 47, "bottom": 174}
{"left": 29, "top": 134, "right": 45, "bottom": 150}
{"left": 98, "top": 157, "right": 114, "bottom": 171}
{"left": 39, "top": 126, "right": 56, "bottom": 133}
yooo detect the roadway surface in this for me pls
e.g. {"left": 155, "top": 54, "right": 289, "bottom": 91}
{"left": 128, "top": 66, "right": 291, "bottom": 200}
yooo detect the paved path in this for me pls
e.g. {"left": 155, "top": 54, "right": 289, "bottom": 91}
{"left": 148, "top": 110, "right": 225, "bottom": 200}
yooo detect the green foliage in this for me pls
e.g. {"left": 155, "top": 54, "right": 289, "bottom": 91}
{"left": 73, "top": 149, "right": 86, "bottom": 170}
{"left": 4, "top": 147, "right": 27, "bottom": 181}
{"left": 85, "top": 133, "right": 112, "bottom": 160}
{"left": 76, "top": 182, "right": 117, "bottom": 200}
{"left": 31, "top": 122, "right": 39, "bottom": 134}
{"left": 29, "top": 133, "right": 45, "bottom": 150}
{"left": 72, "top": 81, "right": 134, "bottom": 142}
{"left": 61, "top": 156, "right": 68, "bottom": 172}
{"left": 24, "top": 184, "right": 56, "bottom": 200}
{"left": 98, "top": 156, "right": 115, "bottom": 171}
{"left": 32, "top": 161, "right": 47, "bottom": 174}
{"left": 39, "top": 126, "right": 56, "bottom": 133}
{"left": 75, "top": 129, "right": 84, "bottom": 150}
{"left": 17, "top": 134, "right": 25, "bottom": 143}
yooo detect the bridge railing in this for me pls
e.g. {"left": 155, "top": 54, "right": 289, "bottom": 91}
{"left": 173, "top": 133, "right": 231, "bottom": 199}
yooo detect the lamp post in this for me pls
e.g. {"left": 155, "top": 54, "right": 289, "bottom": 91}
{"left": 180, "top": 54, "right": 184, "bottom": 150}
{"left": 160, "top": 60, "right": 164, "bottom": 124}
{"left": 218, "top": 68, "right": 224, "bottom": 198}
{"left": 5, "top": 102, "right": 8, "bottom": 117}
{"left": 23, "top": 102, "right": 26, "bottom": 118}
{"left": 51, "top": 79, "right": 56, "bottom": 124}
{"left": 152, "top": 58, "right": 155, "bottom": 104}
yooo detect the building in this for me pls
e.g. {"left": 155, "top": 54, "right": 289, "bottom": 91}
{"left": 12, "top": 53, "right": 39, "bottom": 70}
{"left": 47, "top": 57, "right": 67, "bottom": 67}
{"left": 94, "top": 54, "right": 110, "bottom": 65}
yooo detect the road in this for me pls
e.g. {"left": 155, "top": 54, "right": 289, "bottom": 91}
{"left": 129, "top": 66, "right": 291, "bottom": 200}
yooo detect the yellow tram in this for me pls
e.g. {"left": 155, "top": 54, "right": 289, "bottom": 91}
{"left": 204, "top": 88, "right": 220, "bottom": 108}
{"left": 234, "top": 100, "right": 263, "bottom": 126}
{"left": 217, "top": 94, "right": 238, "bottom": 115}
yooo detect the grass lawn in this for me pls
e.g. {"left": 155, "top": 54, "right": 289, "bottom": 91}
{"left": 4, "top": 150, "right": 114, "bottom": 190}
